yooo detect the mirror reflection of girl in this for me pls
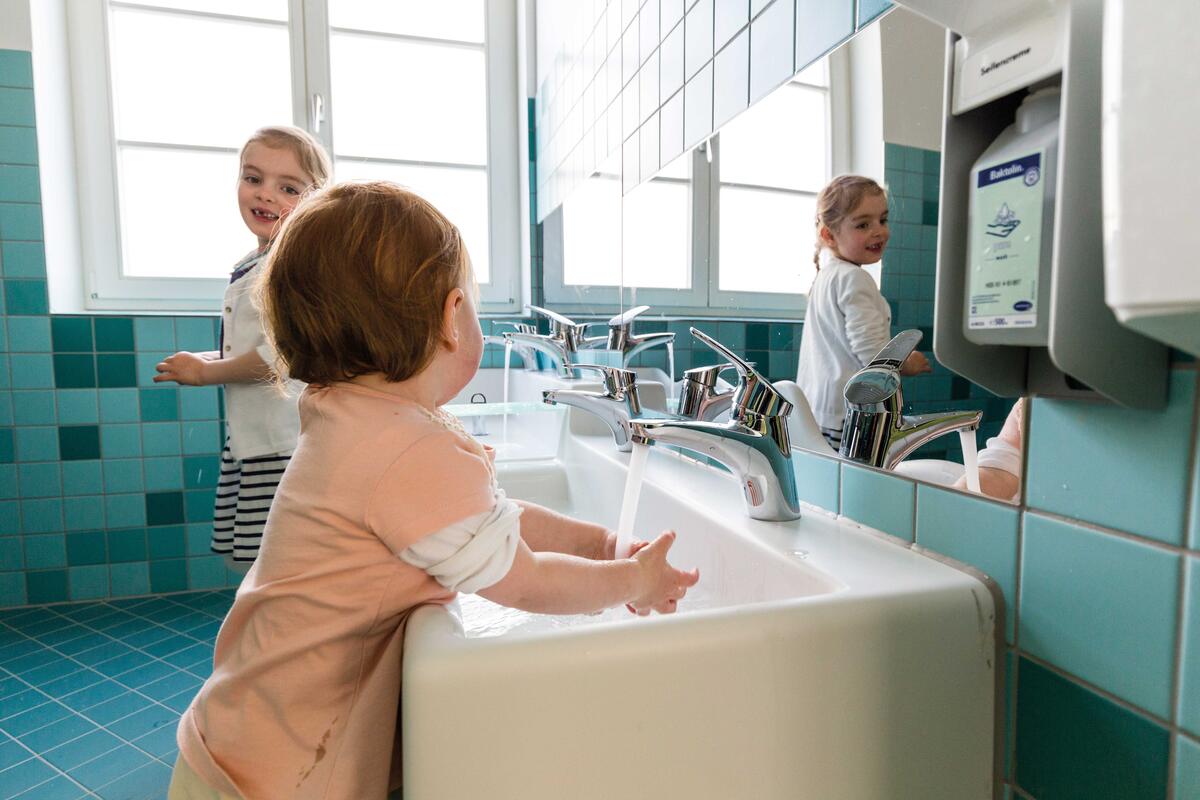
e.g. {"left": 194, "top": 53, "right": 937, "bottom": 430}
{"left": 796, "top": 175, "right": 931, "bottom": 450}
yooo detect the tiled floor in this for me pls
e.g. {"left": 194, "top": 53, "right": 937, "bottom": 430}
{"left": 0, "top": 591, "right": 231, "bottom": 799}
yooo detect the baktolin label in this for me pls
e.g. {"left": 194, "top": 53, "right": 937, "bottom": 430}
{"left": 968, "top": 152, "right": 1045, "bottom": 330}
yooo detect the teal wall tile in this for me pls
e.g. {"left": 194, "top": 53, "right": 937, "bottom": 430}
{"left": 0, "top": 86, "right": 34, "bottom": 126}
{"left": 102, "top": 459, "right": 143, "bottom": 494}
{"left": 184, "top": 490, "right": 214, "bottom": 523}
{"left": 135, "top": 351, "right": 172, "bottom": 386}
{"left": 57, "top": 389, "right": 99, "bottom": 425}
{"left": 98, "top": 388, "right": 139, "bottom": 423}
{"left": 133, "top": 318, "right": 175, "bottom": 351}
{"left": 0, "top": 463, "right": 15, "bottom": 498}
{"left": 186, "top": 523, "right": 212, "bottom": 556}
{"left": 0, "top": 428, "right": 12, "bottom": 462}
{"left": 179, "top": 387, "right": 218, "bottom": 420}
{"left": 0, "top": 571, "right": 25, "bottom": 606}
{"left": 23, "top": 533, "right": 65, "bottom": 569}
{"left": 16, "top": 425, "right": 57, "bottom": 461}
{"left": 8, "top": 315, "right": 50, "bottom": 350}
{"left": 50, "top": 317, "right": 92, "bottom": 352}
{"left": 26, "top": 569, "right": 68, "bottom": 604}
{"left": 182, "top": 456, "right": 219, "bottom": 490}
{"left": 0, "top": 50, "right": 34, "bottom": 87}
{"left": 1021, "top": 513, "right": 1179, "bottom": 717}
{"left": 1026, "top": 370, "right": 1197, "bottom": 545}
{"left": 68, "top": 565, "right": 108, "bottom": 600}
{"left": 145, "top": 492, "right": 184, "bottom": 526}
{"left": 916, "top": 485, "right": 1019, "bottom": 639}
{"left": 149, "top": 559, "right": 187, "bottom": 593}
{"left": 181, "top": 421, "right": 220, "bottom": 455}
{"left": 0, "top": 535, "right": 21, "bottom": 569}
{"left": 142, "top": 423, "right": 180, "bottom": 457}
{"left": 108, "top": 562, "right": 149, "bottom": 597}
{"left": 58, "top": 426, "right": 101, "bottom": 461}
{"left": 66, "top": 531, "right": 106, "bottom": 566}
{"left": 63, "top": 496, "right": 104, "bottom": 532}
{"left": 4, "top": 279, "right": 47, "bottom": 315}
{"left": 189, "top": 555, "right": 225, "bottom": 590}
{"left": 93, "top": 317, "right": 134, "bottom": 352}
{"left": 105, "top": 494, "right": 145, "bottom": 529}
{"left": 13, "top": 390, "right": 55, "bottom": 425}
{"left": 1, "top": 241, "right": 45, "bottom": 277}
{"left": 52, "top": 353, "right": 95, "bottom": 389}
{"left": 147, "top": 525, "right": 184, "bottom": 560}
{"left": 1192, "top": 421, "right": 1199, "bottom": 549}
{"left": 840, "top": 463, "right": 915, "bottom": 541}
{"left": 0, "top": 499, "right": 18, "bottom": 531}
{"left": 138, "top": 387, "right": 177, "bottom": 422}
{"left": 1180, "top": 558, "right": 1200, "bottom": 737}
{"left": 0, "top": 202, "right": 43, "bottom": 240}
{"left": 10, "top": 353, "right": 54, "bottom": 388}
{"left": 61, "top": 461, "right": 102, "bottom": 496}
{"left": 1178, "top": 735, "right": 1200, "bottom": 799}
{"left": 1016, "top": 657, "right": 1168, "bottom": 799}
{"left": 143, "top": 457, "right": 182, "bottom": 492}
{"left": 96, "top": 353, "right": 136, "bottom": 388}
{"left": 100, "top": 424, "right": 141, "bottom": 459}
{"left": 106, "top": 528, "right": 146, "bottom": 563}
{"left": 793, "top": 449, "right": 839, "bottom": 512}
{"left": 174, "top": 317, "right": 216, "bottom": 351}
{"left": 17, "top": 462, "right": 60, "bottom": 498}
{"left": 0, "top": 164, "right": 41, "bottom": 202}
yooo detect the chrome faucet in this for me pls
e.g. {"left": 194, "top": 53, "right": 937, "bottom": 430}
{"left": 483, "top": 321, "right": 538, "bottom": 371}
{"left": 628, "top": 328, "right": 800, "bottom": 522}
{"left": 676, "top": 363, "right": 737, "bottom": 421}
{"left": 503, "top": 306, "right": 592, "bottom": 377}
{"left": 839, "top": 330, "right": 983, "bottom": 470}
{"left": 542, "top": 364, "right": 644, "bottom": 451}
{"left": 584, "top": 305, "right": 675, "bottom": 366}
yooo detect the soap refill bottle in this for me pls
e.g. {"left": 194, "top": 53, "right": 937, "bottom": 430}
{"left": 965, "top": 86, "right": 1060, "bottom": 346}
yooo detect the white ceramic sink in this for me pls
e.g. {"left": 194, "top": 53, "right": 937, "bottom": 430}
{"left": 402, "top": 411, "right": 998, "bottom": 799}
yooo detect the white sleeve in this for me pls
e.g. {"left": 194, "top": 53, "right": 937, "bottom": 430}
{"left": 837, "top": 269, "right": 893, "bottom": 365}
{"left": 976, "top": 436, "right": 1022, "bottom": 477}
{"left": 399, "top": 490, "right": 523, "bottom": 594}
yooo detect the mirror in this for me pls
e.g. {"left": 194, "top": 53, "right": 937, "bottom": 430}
{"left": 602, "top": 7, "right": 1024, "bottom": 504}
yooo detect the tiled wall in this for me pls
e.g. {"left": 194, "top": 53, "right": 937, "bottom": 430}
{"left": 792, "top": 361, "right": 1200, "bottom": 799}
{"left": 534, "top": 0, "right": 892, "bottom": 219}
{"left": 0, "top": 50, "right": 238, "bottom": 607}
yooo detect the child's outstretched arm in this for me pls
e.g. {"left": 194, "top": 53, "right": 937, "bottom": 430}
{"left": 477, "top": 531, "right": 699, "bottom": 616}
{"left": 513, "top": 500, "right": 616, "bottom": 560}
{"left": 154, "top": 350, "right": 274, "bottom": 387}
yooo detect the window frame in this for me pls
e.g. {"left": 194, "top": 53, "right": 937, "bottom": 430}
{"left": 544, "top": 48, "right": 848, "bottom": 320}
{"left": 59, "top": 0, "right": 522, "bottom": 313}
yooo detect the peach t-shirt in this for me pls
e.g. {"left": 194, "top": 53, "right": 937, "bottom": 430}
{"left": 177, "top": 382, "right": 496, "bottom": 799}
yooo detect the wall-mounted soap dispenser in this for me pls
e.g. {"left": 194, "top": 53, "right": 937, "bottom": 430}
{"left": 1101, "top": 0, "right": 1200, "bottom": 358}
{"left": 895, "top": 0, "right": 1169, "bottom": 408}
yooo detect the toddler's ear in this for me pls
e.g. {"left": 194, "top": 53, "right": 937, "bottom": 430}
{"left": 440, "top": 287, "right": 466, "bottom": 351}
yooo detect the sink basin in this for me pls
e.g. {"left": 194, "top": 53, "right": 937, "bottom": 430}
{"left": 402, "top": 416, "right": 998, "bottom": 799}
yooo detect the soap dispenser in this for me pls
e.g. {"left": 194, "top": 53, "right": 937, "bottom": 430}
{"left": 965, "top": 84, "right": 1059, "bottom": 346}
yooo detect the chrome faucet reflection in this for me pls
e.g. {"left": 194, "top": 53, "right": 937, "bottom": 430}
{"left": 583, "top": 305, "right": 675, "bottom": 365}
{"left": 676, "top": 363, "right": 738, "bottom": 421}
{"left": 839, "top": 330, "right": 983, "bottom": 470}
{"left": 628, "top": 328, "right": 801, "bottom": 522}
{"left": 542, "top": 364, "right": 643, "bottom": 451}
{"left": 503, "top": 306, "right": 592, "bottom": 377}
{"left": 482, "top": 321, "right": 538, "bottom": 371}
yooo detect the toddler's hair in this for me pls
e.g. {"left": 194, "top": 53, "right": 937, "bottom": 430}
{"left": 813, "top": 175, "right": 887, "bottom": 268}
{"left": 259, "top": 181, "right": 473, "bottom": 386}
{"left": 239, "top": 125, "right": 332, "bottom": 190}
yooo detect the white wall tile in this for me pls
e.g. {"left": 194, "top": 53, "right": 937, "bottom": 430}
{"left": 640, "top": 111, "right": 661, "bottom": 180}
{"left": 713, "top": 27, "right": 749, "bottom": 129}
{"left": 685, "top": 0, "right": 714, "bottom": 80}
{"left": 622, "top": 80, "right": 639, "bottom": 138}
{"left": 684, "top": 61, "right": 714, "bottom": 149}
{"left": 795, "top": 0, "right": 854, "bottom": 70}
{"left": 749, "top": 0, "right": 793, "bottom": 103}
{"left": 751, "top": 0, "right": 772, "bottom": 15}
{"left": 640, "top": 49, "right": 660, "bottom": 123}
{"left": 622, "top": 130, "right": 639, "bottom": 192}
{"left": 622, "top": 19, "right": 640, "bottom": 85}
{"left": 661, "top": 18, "right": 686, "bottom": 101}
{"left": 640, "top": 0, "right": 660, "bottom": 64}
{"left": 714, "top": 0, "right": 749, "bottom": 50}
{"left": 660, "top": 89, "right": 685, "bottom": 167}
{"left": 662, "top": 0, "right": 686, "bottom": 33}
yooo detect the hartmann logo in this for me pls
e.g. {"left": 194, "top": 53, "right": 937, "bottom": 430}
{"left": 980, "top": 47, "right": 1032, "bottom": 76}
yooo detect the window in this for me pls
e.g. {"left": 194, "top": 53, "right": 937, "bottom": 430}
{"left": 547, "top": 56, "right": 839, "bottom": 318}
{"left": 58, "top": 0, "right": 521, "bottom": 312}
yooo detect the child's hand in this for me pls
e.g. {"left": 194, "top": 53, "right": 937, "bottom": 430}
{"left": 601, "top": 531, "right": 648, "bottom": 560}
{"left": 627, "top": 531, "right": 700, "bottom": 616}
{"left": 154, "top": 351, "right": 209, "bottom": 386}
{"left": 900, "top": 351, "right": 932, "bottom": 376}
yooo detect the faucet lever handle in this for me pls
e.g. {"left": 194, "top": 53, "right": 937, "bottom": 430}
{"left": 527, "top": 305, "right": 584, "bottom": 332}
{"left": 688, "top": 328, "right": 791, "bottom": 420}
{"left": 683, "top": 362, "right": 738, "bottom": 390}
{"left": 607, "top": 305, "right": 651, "bottom": 328}
{"left": 867, "top": 329, "right": 923, "bottom": 371}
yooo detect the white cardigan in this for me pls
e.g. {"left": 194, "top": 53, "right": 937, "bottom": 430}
{"left": 796, "top": 248, "right": 893, "bottom": 430}
{"left": 221, "top": 254, "right": 303, "bottom": 460}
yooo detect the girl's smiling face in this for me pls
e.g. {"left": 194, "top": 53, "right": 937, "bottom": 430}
{"left": 822, "top": 191, "right": 890, "bottom": 265}
{"left": 238, "top": 143, "right": 313, "bottom": 247}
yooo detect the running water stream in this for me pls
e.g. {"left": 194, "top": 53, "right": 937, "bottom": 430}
{"left": 959, "top": 428, "right": 981, "bottom": 494}
{"left": 614, "top": 444, "right": 650, "bottom": 559}
{"left": 502, "top": 340, "right": 512, "bottom": 442}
